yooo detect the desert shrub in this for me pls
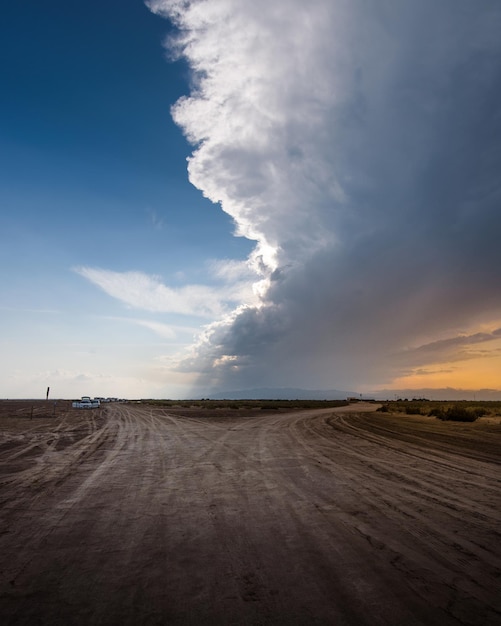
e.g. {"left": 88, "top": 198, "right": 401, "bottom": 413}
{"left": 377, "top": 404, "right": 389, "bottom": 412}
{"left": 405, "top": 405, "right": 424, "bottom": 415}
{"left": 435, "top": 405, "right": 479, "bottom": 422}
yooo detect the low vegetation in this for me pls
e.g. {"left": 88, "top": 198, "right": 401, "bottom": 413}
{"left": 139, "top": 399, "right": 349, "bottom": 411}
{"left": 376, "top": 400, "right": 501, "bottom": 422}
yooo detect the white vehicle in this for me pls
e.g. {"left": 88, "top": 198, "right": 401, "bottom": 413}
{"left": 72, "top": 396, "right": 100, "bottom": 409}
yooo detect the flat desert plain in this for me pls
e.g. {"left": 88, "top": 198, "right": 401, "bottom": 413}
{"left": 0, "top": 400, "right": 500, "bottom": 625}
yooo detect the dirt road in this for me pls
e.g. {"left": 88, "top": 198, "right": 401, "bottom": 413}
{"left": 0, "top": 403, "right": 500, "bottom": 625}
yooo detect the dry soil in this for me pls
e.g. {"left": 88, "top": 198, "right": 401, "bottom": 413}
{"left": 0, "top": 401, "right": 500, "bottom": 625}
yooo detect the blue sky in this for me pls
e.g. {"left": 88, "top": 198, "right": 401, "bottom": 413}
{"left": 2, "top": 1, "right": 501, "bottom": 399}
{"left": 1, "top": 0, "right": 251, "bottom": 398}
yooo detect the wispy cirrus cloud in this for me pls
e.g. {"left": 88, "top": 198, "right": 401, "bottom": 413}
{"left": 74, "top": 265, "right": 257, "bottom": 318}
{"left": 399, "top": 328, "right": 501, "bottom": 363}
{"left": 125, "top": 318, "right": 199, "bottom": 340}
{"left": 146, "top": 208, "right": 164, "bottom": 231}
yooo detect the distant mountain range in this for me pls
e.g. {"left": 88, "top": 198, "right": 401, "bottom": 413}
{"left": 207, "top": 387, "right": 357, "bottom": 400}
{"left": 206, "top": 386, "right": 501, "bottom": 401}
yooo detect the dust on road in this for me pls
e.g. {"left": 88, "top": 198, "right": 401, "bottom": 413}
{"left": 0, "top": 402, "right": 500, "bottom": 625}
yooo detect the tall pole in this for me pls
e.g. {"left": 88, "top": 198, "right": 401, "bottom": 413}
{"left": 46, "top": 386, "right": 50, "bottom": 401}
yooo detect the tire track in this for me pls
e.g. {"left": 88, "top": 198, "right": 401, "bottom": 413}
{"left": 0, "top": 403, "right": 500, "bottom": 625}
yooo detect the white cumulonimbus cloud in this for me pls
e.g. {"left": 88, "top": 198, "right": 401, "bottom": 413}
{"left": 147, "top": 0, "right": 501, "bottom": 392}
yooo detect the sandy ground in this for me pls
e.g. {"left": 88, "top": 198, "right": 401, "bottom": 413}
{"left": 0, "top": 401, "right": 500, "bottom": 625}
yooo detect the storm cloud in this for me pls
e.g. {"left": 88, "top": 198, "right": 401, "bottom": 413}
{"left": 148, "top": 0, "right": 501, "bottom": 393}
